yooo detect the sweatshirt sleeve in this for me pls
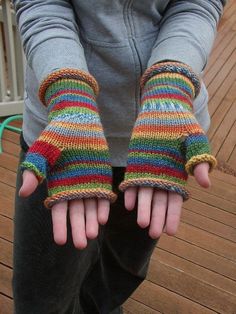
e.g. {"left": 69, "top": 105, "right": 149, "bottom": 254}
{"left": 147, "top": 0, "right": 226, "bottom": 74}
{"left": 13, "top": 0, "right": 88, "bottom": 83}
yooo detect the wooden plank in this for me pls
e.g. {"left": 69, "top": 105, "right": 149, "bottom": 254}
{"left": 207, "top": 49, "right": 236, "bottom": 102}
{"left": 208, "top": 67, "right": 236, "bottom": 142}
{"left": 211, "top": 99, "right": 236, "bottom": 157}
{"left": 176, "top": 222, "right": 236, "bottom": 261}
{"left": 0, "top": 167, "right": 16, "bottom": 187}
{"left": 0, "top": 23, "right": 7, "bottom": 102}
{"left": 0, "top": 152, "right": 19, "bottom": 172}
{"left": 0, "top": 1, "right": 235, "bottom": 313}
{"left": 215, "top": 2, "right": 236, "bottom": 34}
{"left": 0, "top": 215, "right": 13, "bottom": 242}
{"left": 228, "top": 146, "right": 236, "bottom": 169}
{"left": 0, "top": 5, "right": 16, "bottom": 24}
{"left": 0, "top": 182, "right": 15, "bottom": 201}
{"left": 204, "top": 35, "right": 236, "bottom": 86}
{"left": 205, "top": 31, "right": 236, "bottom": 76}
{"left": 153, "top": 249, "right": 236, "bottom": 296}
{"left": 0, "top": 294, "right": 13, "bottom": 314}
{"left": 223, "top": 0, "right": 235, "bottom": 15}
{"left": 217, "top": 121, "right": 236, "bottom": 162}
{"left": 0, "top": 238, "right": 12, "bottom": 268}
{"left": 1, "top": 129, "right": 20, "bottom": 144}
{"left": 183, "top": 198, "right": 236, "bottom": 229}
{"left": 211, "top": 169, "right": 236, "bottom": 186}
{"left": 0, "top": 100, "right": 24, "bottom": 117}
{"left": 188, "top": 175, "right": 236, "bottom": 204}
{"left": 131, "top": 280, "right": 216, "bottom": 314}
{"left": 2, "top": 0, "right": 18, "bottom": 100}
{"left": 187, "top": 186, "right": 236, "bottom": 215}
{"left": 0, "top": 195, "right": 14, "bottom": 219}
{"left": 148, "top": 255, "right": 236, "bottom": 313}
{"left": 158, "top": 236, "right": 236, "bottom": 281}
{"left": 211, "top": 21, "right": 236, "bottom": 54}
{"left": 0, "top": 117, "right": 22, "bottom": 128}
{"left": 181, "top": 208, "right": 236, "bottom": 242}
{"left": 124, "top": 298, "right": 161, "bottom": 314}
{"left": 0, "top": 264, "right": 12, "bottom": 298}
{"left": 1, "top": 139, "right": 20, "bottom": 157}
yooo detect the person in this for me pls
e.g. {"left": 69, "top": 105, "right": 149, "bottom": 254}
{"left": 12, "top": 1, "right": 225, "bottom": 313}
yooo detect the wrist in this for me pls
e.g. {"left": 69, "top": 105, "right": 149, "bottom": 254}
{"left": 38, "top": 69, "right": 99, "bottom": 121}
{"left": 141, "top": 71, "right": 194, "bottom": 112}
{"left": 45, "top": 78, "right": 99, "bottom": 121}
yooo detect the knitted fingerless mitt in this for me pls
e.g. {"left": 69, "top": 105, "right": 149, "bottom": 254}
{"left": 119, "top": 62, "right": 217, "bottom": 200}
{"left": 21, "top": 69, "right": 116, "bottom": 208}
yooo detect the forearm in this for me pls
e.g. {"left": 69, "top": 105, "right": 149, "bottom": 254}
{"left": 13, "top": 0, "right": 88, "bottom": 82}
{"left": 148, "top": 0, "right": 226, "bottom": 74}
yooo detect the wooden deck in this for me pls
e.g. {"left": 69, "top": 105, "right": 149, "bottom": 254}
{"left": 1, "top": 1, "right": 236, "bottom": 313}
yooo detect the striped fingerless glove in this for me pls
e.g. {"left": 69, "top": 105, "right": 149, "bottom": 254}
{"left": 21, "top": 69, "right": 116, "bottom": 208}
{"left": 119, "top": 62, "right": 217, "bottom": 200}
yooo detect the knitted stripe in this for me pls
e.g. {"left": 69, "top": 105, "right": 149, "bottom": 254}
{"left": 45, "top": 189, "right": 116, "bottom": 209}
{"left": 120, "top": 178, "right": 190, "bottom": 200}
{"left": 21, "top": 73, "right": 116, "bottom": 207}
{"left": 120, "top": 62, "right": 217, "bottom": 200}
{"left": 39, "top": 68, "right": 99, "bottom": 104}
{"left": 141, "top": 61, "right": 201, "bottom": 97}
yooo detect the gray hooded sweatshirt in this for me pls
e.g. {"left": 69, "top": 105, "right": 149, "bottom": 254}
{"left": 13, "top": 0, "right": 226, "bottom": 166}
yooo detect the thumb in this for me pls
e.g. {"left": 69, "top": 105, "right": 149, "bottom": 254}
{"left": 193, "top": 162, "right": 211, "bottom": 188}
{"left": 19, "top": 170, "right": 39, "bottom": 197}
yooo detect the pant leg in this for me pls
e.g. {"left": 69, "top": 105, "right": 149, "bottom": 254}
{"left": 14, "top": 136, "right": 156, "bottom": 314}
{"left": 80, "top": 168, "right": 158, "bottom": 314}
{"left": 13, "top": 147, "right": 99, "bottom": 314}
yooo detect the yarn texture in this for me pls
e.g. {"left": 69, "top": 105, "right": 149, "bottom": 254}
{"left": 119, "top": 62, "right": 217, "bottom": 200}
{"left": 21, "top": 69, "right": 116, "bottom": 208}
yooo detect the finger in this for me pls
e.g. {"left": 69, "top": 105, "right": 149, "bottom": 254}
{"left": 84, "top": 199, "right": 99, "bottom": 239}
{"left": 51, "top": 201, "right": 68, "bottom": 245}
{"left": 193, "top": 162, "right": 211, "bottom": 188}
{"left": 124, "top": 187, "right": 138, "bottom": 211}
{"left": 137, "top": 187, "right": 153, "bottom": 228}
{"left": 149, "top": 190, "right": 168, "bottom": 239}
{"left": 97, "top": 199, "right": 110, "bottom": 225}
{"left": 19, "top": 170, "right": 39, "bottom": 197}
{"left": 165, "top": 192, "right": 183, "bottom": 236}
{"left": 69, "top": 199, "right": 87, "bottom": 249}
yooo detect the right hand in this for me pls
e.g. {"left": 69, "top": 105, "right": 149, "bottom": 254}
{"left": 20, "top": 70, "right": 116, "bottom": 248}
{"left": 19, "top": 170, "right": 110, "bottom": 249}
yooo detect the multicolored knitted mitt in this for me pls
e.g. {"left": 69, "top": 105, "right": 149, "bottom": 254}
{"left": 119, "top": 62, "right": 217, "bottom": 200}
{"left": 21, "top": 69, "right": 116, "bottom": 208}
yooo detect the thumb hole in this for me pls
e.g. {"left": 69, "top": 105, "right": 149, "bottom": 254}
{"left": 19, "top": 170, "right": 39, "bottom": 197}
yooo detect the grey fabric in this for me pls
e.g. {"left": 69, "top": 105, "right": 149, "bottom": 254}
{"left": 12, "top": 0, "right": 225, "bottom": 166}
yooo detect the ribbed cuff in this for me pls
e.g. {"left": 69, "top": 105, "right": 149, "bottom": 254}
{"left": 141, "top": 61, "right": 201, "bottom": 98}
{"left": 39, "top": 68, "right": 99, "bottom": 105}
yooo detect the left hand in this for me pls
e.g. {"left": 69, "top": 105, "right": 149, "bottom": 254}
{"left": 124, "top": 162, "right": 210, "bottom": 239}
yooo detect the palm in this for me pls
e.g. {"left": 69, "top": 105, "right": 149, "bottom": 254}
{"left": 124, "top": 162, "right": 210, "bottom": 238}
{"left": 19, "top": 170, "right": 110, "bottom": 248}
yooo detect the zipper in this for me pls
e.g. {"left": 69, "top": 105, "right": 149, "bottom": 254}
{"left": 125, "top": 0, "right": 142, "bottom": 70}
{"left": 124, "top": 0, "right": 142, "bottom": 113}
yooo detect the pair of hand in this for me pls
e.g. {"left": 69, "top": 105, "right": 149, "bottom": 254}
{"left": 19, "top": 162, "right": 210, "bottom": 249}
